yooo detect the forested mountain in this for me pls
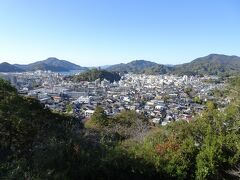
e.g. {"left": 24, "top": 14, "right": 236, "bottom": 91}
{"left": 72, "top": 68, "right": 121, "bottom": 82}
{"left": 106, "top": 60, "right": 159, "bottom": 73}
{"left": 1, "top": 54, "right": 240, "bottom": 75}
{"left": 106, "top": 54, "right": 240, "bottom": 75}
{"left": 173, "top": 54, "right": 240, "bottom": 75}
{"left": 14, "top": 57, "right": 88, "bottom": 72}
{"left": 142, "top": 64, "right": 173, "bottom": 75}
{"left": 1, "top": 77, "right": 240, "bottom": 179}
{"left": 0, "top": 62, "right": 24, "bottom": 72}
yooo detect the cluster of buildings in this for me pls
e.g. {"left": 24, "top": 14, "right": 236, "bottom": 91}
{"left": 0, "top": 71, "right": 227, "bottom": 125}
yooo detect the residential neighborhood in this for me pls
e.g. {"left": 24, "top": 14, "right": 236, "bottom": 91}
{"left": 0, "top": 71, "right": 226, "bottom": 125}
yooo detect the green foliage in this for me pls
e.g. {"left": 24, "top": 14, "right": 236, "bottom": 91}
{"left": 211, "top": 88, "right": 228, "bottom": 98}
{"left": 119, "top": 79, "right": 240, "bottom": 179}
{"left": 206, "top": 101, "right": 217, "bottom": 111}
{"left": 0, "top": 79, "right": 82, "bottom": 179}
{"left": 91, "top": 106, "right": 109, "bottom": 126}
{"left": 141, "top": 64, "right": 173, "bottom": 75}
{"left": 194, "top": 96, "right": 203, "bottom": 104}
{"left": 89, "top": 110, "right": 150, "bottom": 141}
{"left": 195, "top": 133, "right": 222, "bottom": 179}
{"left": 66, "top": 103, "right": 73, "bottom": 113}
{"left": 73, "top": 68, "right": 121, "bottom": 82}
{"left": 112, "top": 110, "right": 146, "bottom": 126}
{"left": 184, "top": 87, "right": 193, "bottom": 97}
{"left": 109, "top": 110, "right": 149, "bottom": 140}
{"left": 0, "top": 78, "right": 17, "bottom": 95}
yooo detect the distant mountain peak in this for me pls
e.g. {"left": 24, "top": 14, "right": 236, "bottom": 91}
{"left": 1, "top": 54, "right": 240, "bottom": 75}
{"left": 174, "top": 54, "right": 240, "bottom": 75}
{"left": 13, "top": 58, "right": 88, "bottom": 72}
{"left": 107, "top": 59, "right": 162, "bottom": 73}
{"left": 202, "top": 53, "right": 236, "bottom": 59}
{"left": 45, "top": 57, "right": 60, "bottom": 61}
{"left": 1, "top": 62, "right": 11, "bottom": 65}
{"left": 130, "top": 59, "right": 150, "bottom": 63}
{"left": 0, "top": 62, "right": 24, "bottom": 72}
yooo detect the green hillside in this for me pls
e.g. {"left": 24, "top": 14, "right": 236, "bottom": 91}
{"left": 0, "top": 62, "right": 24, "bottom": 72}
{"left": 0, "top": 79, "right": 82, "bottom": 178}
{"left": 173, "top": 54, "right": 240, "bottom": 76}
{"left": 107, "top": 60, "right": 159, "bottom": 73}
{"left": 142, "top": 64, "right": 173, "bottom": 75}
{"left": 72, "top": 68, "right": 121, "bottom": 82}
{"left": 105, "top": 54, "right": 240, "bottom": 76}
{"left": 14, "top": 57, "right": 88, "bottom": 72}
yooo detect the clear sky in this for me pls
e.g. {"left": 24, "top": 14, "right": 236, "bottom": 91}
{"left": 0, "top": 0, "right": 239, "bottom": 66}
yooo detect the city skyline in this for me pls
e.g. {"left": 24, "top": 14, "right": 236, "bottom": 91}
{"left": 0, "top": 0, "right": 240, "bottom": 66}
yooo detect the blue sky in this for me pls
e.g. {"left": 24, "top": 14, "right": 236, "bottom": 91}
{"left": 0, "top": 0, "right": 239, "bottom": 66}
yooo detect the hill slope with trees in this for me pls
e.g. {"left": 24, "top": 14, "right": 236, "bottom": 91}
{"left": 72, "top": 68, "right": 121, "bottom": 82}
{"left": 14, "top": 57, "right": 88, "bottom": 72}
{"left": 107, "top": 60, "right": 159, "bottom": 73}
{"left": 173, "top": 54, "right": 240, "bottom": 76}
{"left": 105, "top": 54, "right": 240, "bottom": 76}
{"left": 0, "top": 62, "right": 24, "bottom": 72}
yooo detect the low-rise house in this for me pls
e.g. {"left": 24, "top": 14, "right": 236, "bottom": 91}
{"left": 152, "top": 118, "right": 161, "bottom": 124}
{"left": 77, "top": 96, "right": 92, "bottom": 104}
{"left": 85, "top": 109, "right": 94, "bottom": 117}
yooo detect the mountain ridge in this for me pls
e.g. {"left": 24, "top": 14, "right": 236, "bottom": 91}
{"left": 106, "top": 54, "right": 240, "bottom": 75}
{"left": 14, "top": 57, "right": 88, "bottom": 72}
{"left": 1, "top": 54, "right": 240, "bottom": 75}
{"left": 0, "top": 62, "right": 25, "bottom": 72}
{"left": 173, "top": 54, "right": 240, "bottom": 75}
{"left": 106, "top": 60, "right": 159, "bottom": 73}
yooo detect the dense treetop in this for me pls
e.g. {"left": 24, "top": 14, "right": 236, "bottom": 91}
{"left": 72, "top": 68, "right": 121, "bottom": 82}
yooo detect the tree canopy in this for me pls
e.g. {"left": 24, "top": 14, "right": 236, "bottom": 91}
{"left": 72, "top": 69, "right": 121, "bottom": 82}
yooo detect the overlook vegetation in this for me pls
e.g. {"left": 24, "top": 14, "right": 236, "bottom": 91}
{"left": 0, "top": 77, "right": 240, "bottom": 179}
{"left": 72, "top": 68, "right": 121, "bottom": 83}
